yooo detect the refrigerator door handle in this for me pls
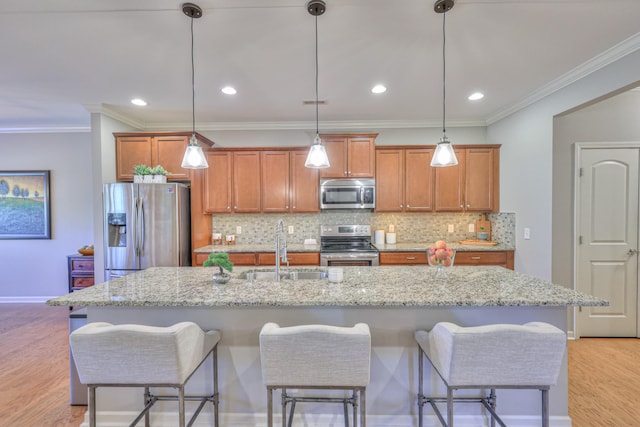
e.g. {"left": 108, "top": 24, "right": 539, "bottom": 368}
{"left": 134, "top": 197, "right": 140, "bottom": 256}
{"left": 139, "top": 198, "right": 145, "bottom": 256}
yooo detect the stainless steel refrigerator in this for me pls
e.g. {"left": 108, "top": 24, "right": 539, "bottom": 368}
{"left": 103, "top": 183, "right": 191, "bottom": 281}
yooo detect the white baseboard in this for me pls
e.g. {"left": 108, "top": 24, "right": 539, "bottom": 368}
{"left": 0, "top": 296, "right": 57, "bottom": 303}
{"left": 78, "top": 410, "right": 573, "bottom": 427}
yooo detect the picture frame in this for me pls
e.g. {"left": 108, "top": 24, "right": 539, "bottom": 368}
{"left": 0, "top": 170, "right": 51, "bottom": 239}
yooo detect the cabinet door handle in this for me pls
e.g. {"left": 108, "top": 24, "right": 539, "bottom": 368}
{"left": 459, "top": 204, "right": 463, "bottom": 208}
{"left": 471, "top": 256, "right": 481, "bottom": 260}
{"left": 285, "top": 205, "right": 289, "bottom": 209}
{"left": 400, "top": 204, "right": 403, "bottom": 208}
{"left": 467, "top": 204, "right": 471, "bottom": 208}
{"left": 406, "top": 257, "right": 416, "bottom": 260}
{"left": 293, "top": 206, "right": 296, "bottom": 209}
{"left": 348, "top": 171, "right": 352, "bottom": 175}
{"left": 406, "top": 204, "right": 410, "bottom": 208}
{"left": 344, "top": 171, "right": 348, "bottom": 175}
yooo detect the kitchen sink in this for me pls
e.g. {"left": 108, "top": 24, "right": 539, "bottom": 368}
{"left": 240, "top": 270, "right": 328, "bottom": 281}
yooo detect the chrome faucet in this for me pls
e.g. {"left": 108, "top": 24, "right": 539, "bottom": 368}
{"left": 275, "top": 219, "right": 289, "bottom": 281}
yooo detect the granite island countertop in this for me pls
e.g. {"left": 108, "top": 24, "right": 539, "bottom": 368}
{"left": 195, "top": 242, "right": 514, "bottom": 253}
{"left": 47, "top": 265, "right": 605, "bottom": 308}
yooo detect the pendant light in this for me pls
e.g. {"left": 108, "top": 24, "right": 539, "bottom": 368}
{"left": 181, "top": 3, "right": 209, "bottom": 169}
{"left": 431, "top": 0, "right": 458, "bottom": 167}
{"left": 304, "top": 0, "right": 330, "bottom": 169}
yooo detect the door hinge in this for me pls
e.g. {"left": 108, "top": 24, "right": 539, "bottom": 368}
{"left": 579, "top": 167, "right": 583, "bottom": 177}
{"left": 579, "top": 235, "right": 583, "bottom": 245}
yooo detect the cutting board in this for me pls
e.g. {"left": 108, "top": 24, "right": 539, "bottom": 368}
{"left": 459, "top": 239, "right": 498, "bottom": 246}
{"left": 476, "top": 214, "right": 491, "bottom": 240}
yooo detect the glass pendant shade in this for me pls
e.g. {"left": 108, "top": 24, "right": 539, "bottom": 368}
{"left": 305, "top": 134, "right": 330, "bottom": 168}
{"left": 431, "top": 136, "right": 458, "bottom": 167}
{"left": 181, "top": 134, "right": 209, "bottom": 169}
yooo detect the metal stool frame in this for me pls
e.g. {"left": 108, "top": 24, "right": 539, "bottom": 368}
{"left": 267, "top": 385, "right": 366, "bottom": 427}
{"left": 86, "top": 344, "right": 219, "bottom": 427}
{"left": 417, "top": 344, "right": 551, "bottom": 427}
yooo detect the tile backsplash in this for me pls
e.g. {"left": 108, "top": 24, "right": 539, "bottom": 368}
{"left": 210, "top": 212, "right": 515, "bottom": 247}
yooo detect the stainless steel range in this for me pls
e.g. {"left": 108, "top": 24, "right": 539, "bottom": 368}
{"left": 320, "top": 224, "right": 379, "bottom": 266}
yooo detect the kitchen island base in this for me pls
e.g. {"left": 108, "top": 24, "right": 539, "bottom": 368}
{"left": 76, "top": 305, "right": 571, "bottom": 427}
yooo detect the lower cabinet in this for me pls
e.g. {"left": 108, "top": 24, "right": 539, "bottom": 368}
{"left": 67, "top": 255, "right": 95, "bottom": 292}
{"left": 194, "top": 252, "right": 320, "bottom": 266}
{"left": 380, "top": 250, "right": 514, "bottom": 270}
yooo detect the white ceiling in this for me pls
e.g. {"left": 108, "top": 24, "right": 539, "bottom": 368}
{"left": 1, "top": 0, "right": 639, "bottom": 132}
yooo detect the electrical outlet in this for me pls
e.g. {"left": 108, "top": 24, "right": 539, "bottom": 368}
{"left": 288, "top": 225, "right": 294, "bottom": 234}
{"left": 468, "top": 224, "right": 475, "bottom": 233}
{"left": 448, "top": 224, "right": 454, "bottom": 233}
{"left": 236, "top": 226, "right": 242, "bottom": 234}
{"left": 524, "top": 227, "right": 531, "bottom": 240}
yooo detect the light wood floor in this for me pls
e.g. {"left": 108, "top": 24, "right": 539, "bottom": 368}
{"left": 1, "top": 304, "right": 639, "bottom": 426}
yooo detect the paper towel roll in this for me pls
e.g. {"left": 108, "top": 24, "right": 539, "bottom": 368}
{"left": 386, "top": 232, "right": 396, "bottom": 244}
{"left": 374, "top": 229, "right": 385, "bottom": 245}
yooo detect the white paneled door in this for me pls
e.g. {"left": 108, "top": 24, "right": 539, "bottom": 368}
{"left": 577, "top": 147, "right": 639, "bottom": 337}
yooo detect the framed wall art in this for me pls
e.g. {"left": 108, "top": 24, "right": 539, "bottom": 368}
{"left": 0, "top": 170, "right": 51, "bottom": 239}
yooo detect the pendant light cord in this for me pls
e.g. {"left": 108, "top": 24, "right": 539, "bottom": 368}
{"left": 315, "top": 15, "right": 319, "bottom": 136}
{"left": 442, "top": 9, "right": 446, "bottom": 135}
{"left": 190, "top": 14, "right": 196, "bottom": 137}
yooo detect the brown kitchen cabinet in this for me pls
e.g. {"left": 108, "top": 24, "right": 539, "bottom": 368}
{"left": 319, "top": 133, "right": 377, "bottom": 179}
{"left": 203, "top": 150, "right": 261, "bottom": 214}
{"left": 194, "top": 252, "right": 258, "bottom": 266}
{"left": 379, "top": 252, "right": 427, "bottom": 265}
{"left": 257, "top": 252, "right": 320, "bottom": 266}
{"left": 67, "top": 255, "right": 94, "bottom": 292}
{"left": 380, "top": 250, "right": 513, "bottom": 270}
{"left": 455, "top": 250, "right": 514, "bottom": 270}
{"left": 434, "top": 146, "right": 499, "bottom": 212}
{"left": 261, "top": 151, "right": 319, "bottom": 213}
{"left": 376, "top": 147, "right": 434, "bottom": 212}
{"left": 114, "top": 132, "right": 214, "bottom": 182}
{"left": 194, "top": 251, "right": 320, "bottom": 266}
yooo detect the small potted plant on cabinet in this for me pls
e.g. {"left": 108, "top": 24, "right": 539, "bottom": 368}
{"left": 149, "top": 165, "right": 170, "bottom": 183}
{"left": 133, "top": 164, "right": 151, "bottom": 183}
{"left": 203, "top": 252, "right": 234, "bottom": 284}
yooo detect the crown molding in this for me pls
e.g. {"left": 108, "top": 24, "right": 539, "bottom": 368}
{"left": 486, "top": 32, "right": 640, "bottom": 125}
{"left": 0, "top": 126, "right": 90, "bottom": 134}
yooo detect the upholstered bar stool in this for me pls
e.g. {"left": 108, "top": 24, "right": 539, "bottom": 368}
{"left": 415, "top": 322, "right": 566, "bottom": 427}
{"left": 70, "top": 321, "right": 221, "bottom": 427}
{"left": 259, "top": 322, "right": 371, "bottom": 427}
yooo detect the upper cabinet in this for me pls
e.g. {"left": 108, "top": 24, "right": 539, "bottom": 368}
{"left": 114, "top": 132, "right": 214, "bottom": 182}
{"left": 376, "top": 147, "right": 434, "bottom": 212}
{"left": 203, "top": 150, "right": 261, "bottom": 213}
{"left": 320, "top": 133, "right": 377, "bottom": 179}
{"left": 434, "top": 146, "right": 500, "bottom": 212}
{"left": 203, "top": 148, "right": 319, "bottom": 214}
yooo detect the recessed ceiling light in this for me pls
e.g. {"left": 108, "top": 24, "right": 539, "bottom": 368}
{"left": 468, "top": 92, "right": 484, "bottom": 101}
{"left": 130, "top": 98, "right": 147, "bottom": 106}
{"left": 221, "top": 86, "right": 237, "bottom": 95}
{"left": 371, "top": 84, "right": 387, "bottom": 94}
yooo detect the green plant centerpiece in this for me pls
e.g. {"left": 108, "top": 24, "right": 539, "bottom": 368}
{"left": 149, "top": 165, "right": 169, "bottom": 176}
{"left": 133, "top": 164, "right": 152, "bottom": 175}
{"left": 203, "top": 252, "right": 234, "bottom": 284}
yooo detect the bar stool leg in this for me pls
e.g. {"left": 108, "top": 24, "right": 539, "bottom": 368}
{"left": 213, "top": 347, "right": 219, "bottom": 427}
{"left": 418, "top": 347, "right": 424, "bottom": 427}
{"left": 360, "top": 388, "right": 366, "bottom": 427}
{"left": 281, "top": 388, "right": 287, "bottom": 427}
{"left": 144, "top": 387, "right": 151, "bottom": 427}
{"left": 287, "top": 396, "right": 295, "bottom": 427}
{"left": 447, "top": 387, "right": 454, "bottom": 427}
{"left": 344, "top": 396, "right": 350, "bottom": 427}
{"left": 178, "top": 386, "right": 186, "bottom": 427}
{"left": 542, "top": 389, "right": 549, "bottom": 427}
{"left": 489, "top": 388, "right": 496, "bottom": 427}
{"left": 89, "top": 385, "right": 96, "bottom": 427}
{"left": 267, "top": 388, "right": 273, "bottom": 427}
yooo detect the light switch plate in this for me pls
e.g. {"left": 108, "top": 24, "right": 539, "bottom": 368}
{"left": 524, "top": 227, "right": 531, "bottom": 240}
{"left": 288, "top": 225, "right": 294, "bottom": 234}
{"left": 236, "top": 226, "right": 242, "bottom": 234}
{"left": 448, "top": 224, "right": 454, "bottom": 233}
{"left": 468, "top": 224, "right": 475, "bottom": 233}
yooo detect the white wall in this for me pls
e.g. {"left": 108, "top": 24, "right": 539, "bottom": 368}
{"left": 553, "top": 89, "right": 640, "bottom": 291}
{"left": 488, "top": 49, "right": 640, "bottom": 280}
{"left": 0, "top": 132, "right": 93, "bottom": 300}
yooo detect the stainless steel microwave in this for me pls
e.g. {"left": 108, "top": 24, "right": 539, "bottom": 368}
{"left": 320, "top": 179, "right": 375, "bottom": 209}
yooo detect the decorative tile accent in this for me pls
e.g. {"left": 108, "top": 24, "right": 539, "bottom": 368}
{"left": 211, "top": 212, "right": 515, "bottom": 247}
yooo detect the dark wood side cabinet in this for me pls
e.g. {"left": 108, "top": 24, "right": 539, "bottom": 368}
{"left": 67, "top": 255, "right": 94, "bottom": 292}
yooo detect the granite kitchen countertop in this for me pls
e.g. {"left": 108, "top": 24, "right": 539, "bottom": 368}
{"left": 194, "top": 242, "right": 514, "bottom": 253}
{"left": 47, "top": 265, "right": 605, "bottom": 308}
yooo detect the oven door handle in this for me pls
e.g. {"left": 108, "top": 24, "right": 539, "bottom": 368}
{"left": 360, "top": 186, "right": 365, "bottom": 207}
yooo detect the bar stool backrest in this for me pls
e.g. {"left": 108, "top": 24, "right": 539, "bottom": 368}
{"left": 70, "top": 321, "right": 221, "bottom": 385}
{"left": 419, "top": 322, "right": 566, "bottom": 387}
{"left": 260, "top": 322, "right": 371, "bottom": 387}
